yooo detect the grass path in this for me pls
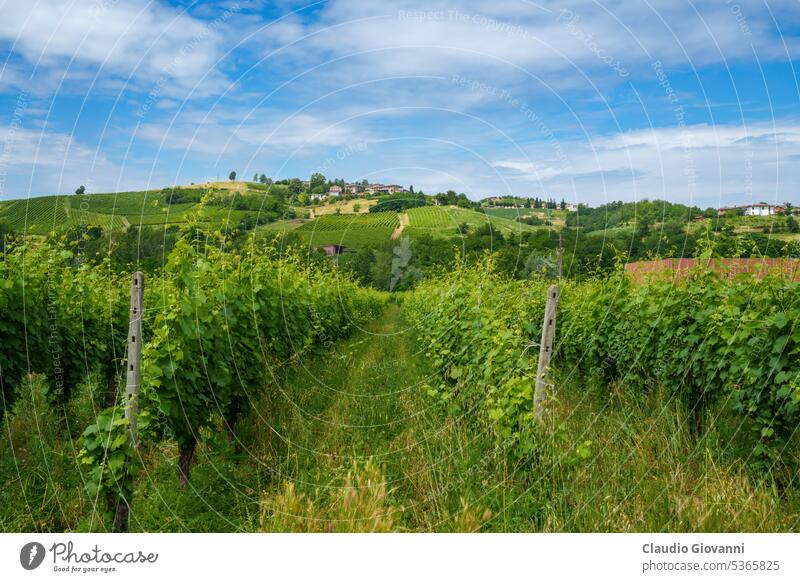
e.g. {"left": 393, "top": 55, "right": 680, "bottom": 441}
{"left": 249, "top": 304, "right": 531, "bottom": 532}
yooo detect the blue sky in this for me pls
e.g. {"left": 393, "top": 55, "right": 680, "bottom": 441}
{"left": 0, "top": 0, "right": 798, "bottom": 207}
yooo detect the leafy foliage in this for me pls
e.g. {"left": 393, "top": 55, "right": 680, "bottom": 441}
{"left": 405, "top": 263, "right": 546, "bottom": 452}
{"left": 0, "top": 244, "right": 128, "bottom": 419}
{"left": 2, "top": 231, "right": 386, "bottom": 528}
{"left": 565, "top": 199, "right": 704, "bottom": 232}
{"left": 141, "top": 238, "right": 386, "bottom": 481}
{"left": 406, "top": 262, "right": 800, "bottom": 469}
{"left": 78, "top": 405, "right": 150, "bottom": 526}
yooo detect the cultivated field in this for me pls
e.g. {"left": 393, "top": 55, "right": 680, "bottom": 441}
{"left": 294, "top": 212, "right": 399, "bottom": 248}
{"left": 405, "top": 206, "right": 539, "bottom": 238}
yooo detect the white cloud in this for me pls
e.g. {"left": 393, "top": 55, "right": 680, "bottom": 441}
{"left": 0, "top": 0, "right": 237, "bottom": 97}
{"left": 137, "top": 107, "right": 372, "bottom": 158}
{"left": 0, "top": 124, "right": 183, "bottom": 198}
{"left": 492, "top": 121, "right": 800, "bottom": 207}
{"left": 252, "top": 0, "right": 800, "bottom": 88}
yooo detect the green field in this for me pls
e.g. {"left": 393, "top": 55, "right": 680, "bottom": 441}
{"left": 78, "top": 190, "right": 167, "bottom": 217}
{"left": 405, "top": 206, "right": 538, "bottom": 238}
{"left": 68, "top": 210, "right": 127, "bottom": 230}
{"left": 0, "top": 196, "right": 69, "bottom": 234}
{"left": 294, "top": 212, "right": 399, "bottom": 248}
{"left": 75, "top": 190, "right": 244, "bottom": 228}
{"left": 481, "top": 207, "right": 531, "bottom": 220}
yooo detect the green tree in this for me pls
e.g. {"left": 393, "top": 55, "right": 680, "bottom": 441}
{"left": 75, "top": 185, "right": 86, "bottom": 195}
{"left": 229, "top": 171, "right": 237, "bottom": 181}
{"left": 288, "top": 178, "right": 303, "bottom": 196}
{"left": 309, "top": 172, "right": 326, "bottom": 193}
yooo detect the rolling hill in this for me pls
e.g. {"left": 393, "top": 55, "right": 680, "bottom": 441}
{"left": 1, "top": 184, "right": 555, "bottom": 250}
{"left": 0, "top": 182, "right": 289, "bottom": 235}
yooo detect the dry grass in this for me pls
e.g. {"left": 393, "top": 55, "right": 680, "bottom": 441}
{"left": 310, "top": 199, "right": 377, "bottom": 217}
{"left": 260, "top": 460, "right": 399, "bottom": 532}
{"left": 186, "top": 181, "right": 250, "bottom": 193}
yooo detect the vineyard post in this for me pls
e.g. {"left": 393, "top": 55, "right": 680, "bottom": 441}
{"left": 113, "top": 272, "right": 143, "bottom": 533}
{"left": 534, "top": 285, "right": 559, "bottom": 422}
{"left": 125, "top": 272, "right": 144, "bottom": 446}
{"left": 556, "top": 231, "right": 563, "bottom": 278}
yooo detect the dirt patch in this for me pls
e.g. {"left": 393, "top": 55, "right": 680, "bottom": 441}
{"left": 391, "top": 212, "right": 409, "bottom": 240}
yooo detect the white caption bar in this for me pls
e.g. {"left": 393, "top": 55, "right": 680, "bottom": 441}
{"left": 1, "top": 533, "right": 798, "bottom": 581}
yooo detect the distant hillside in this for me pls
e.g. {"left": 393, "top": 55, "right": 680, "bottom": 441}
{"left": 276, "top": 205, "right": 546, "bottom": 250}
{"left": 0, "top": 182, "right": 292, "bottom": 235}
{"left": 565, "top": 199, "right": 705, "bottom": 232}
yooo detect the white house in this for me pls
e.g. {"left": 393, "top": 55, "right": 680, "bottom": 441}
{"left": 719, "top": 203, "right": 785, "bottom": 216}
{"left": 328, "top": 185, "right": 343, "bottom": 196}
{"left": 744, "top": 203, "right": 784, "bottom": 216}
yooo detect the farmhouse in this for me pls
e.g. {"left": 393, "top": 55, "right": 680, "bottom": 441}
{"left": 327, "top": 185, "right": 343, "bottom": 196}
{"left": 718, "top": 203, "right": 785, "bottom": 216}
{"left": 321, "top": 244, "right": 346, "bottom": 256}
{"left": 365, "top": 183, "right": 405, "bottom": 195}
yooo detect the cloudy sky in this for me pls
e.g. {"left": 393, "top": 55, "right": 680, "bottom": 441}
{"left": 0, "top": 0, "right": 798, "bottom": 207}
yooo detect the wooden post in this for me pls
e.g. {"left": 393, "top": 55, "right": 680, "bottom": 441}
{"left": 556, "top": 231, "right": 564, "bottom": 279}
{"left": 556, "top": 248, "right": 564, "bottom": 279}
{"left": 125, "top": 272, "right": 144, "bottom": 447}
{"left": 534, "top": 285, "right": 559, "bottom": 422}
{"left": 112, "top": 272, "right": 144, "bottom": 533}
